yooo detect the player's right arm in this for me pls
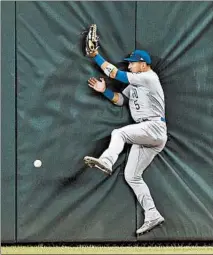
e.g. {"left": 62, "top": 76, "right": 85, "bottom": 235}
{"left": 91, "top": 51, "right": 130, "bottom": 84}
{"left": 88, "top": 77, "right": 127, "bottom": 106}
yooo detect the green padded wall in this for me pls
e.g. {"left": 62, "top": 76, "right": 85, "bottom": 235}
{"left": 16, "top": 1, "right": 136, "bottom": 242}
{"left": 1, "top": 1, "right": 16, "bottom": 243}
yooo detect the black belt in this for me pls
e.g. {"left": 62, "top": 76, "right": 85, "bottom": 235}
{"left": 141, "top": 117, "right": 166, "bottom": 122}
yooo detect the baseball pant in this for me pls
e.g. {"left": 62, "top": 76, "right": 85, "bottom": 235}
{"left": 100, "top": 120, "right": 167, "bottom": 221}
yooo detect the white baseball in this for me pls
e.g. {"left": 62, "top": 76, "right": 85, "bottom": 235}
{"left": 34, "top": 160, "right": 42, "bottom": 168}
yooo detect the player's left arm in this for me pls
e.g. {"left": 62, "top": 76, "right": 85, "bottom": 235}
{"left": 91, "top": 51, "right": 130, "bottom": 84}
{"left": 88, "top": 77, "right": 128, "bottom": 106}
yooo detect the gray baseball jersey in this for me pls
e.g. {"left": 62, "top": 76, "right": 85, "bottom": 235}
{"left": 122, "top": 70, "right": 165, "bottom": 122}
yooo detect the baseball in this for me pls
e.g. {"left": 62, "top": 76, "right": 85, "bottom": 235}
{"left": 34, "top": 160, "right": 42, "bottom": 168}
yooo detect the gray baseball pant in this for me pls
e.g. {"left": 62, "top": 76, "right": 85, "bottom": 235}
{"left": 100, "top": 120, "right": 167, "bottom": 221}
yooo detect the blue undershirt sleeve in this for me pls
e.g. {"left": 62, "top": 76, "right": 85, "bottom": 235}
{"left": 94, "top": 54, "right": 105, "bottom": 67}
{"left": 103, "top": 88, "right": 114, "bottom": 100}
{"left": 115, "top": 70, "right": 129, "bottom": 84}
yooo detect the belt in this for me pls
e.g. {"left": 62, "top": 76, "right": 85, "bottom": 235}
{"left": 140, "top": 117, "right": 166, "bottom": 122}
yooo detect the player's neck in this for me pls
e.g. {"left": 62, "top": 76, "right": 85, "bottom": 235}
{"left": 141, "top": 66, "right": 152, "bottom": 72}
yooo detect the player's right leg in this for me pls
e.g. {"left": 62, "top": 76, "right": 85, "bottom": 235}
{"left": 84, "top": 121, "right": 166, "bottom": 175}
{"left": 84, "top": 156, "right": 112, "bottom": 175}
{"left": 99, "top": 121, "right": 166, "bottom": 166}
{"left": 84, "top": 125, "right": 130, "bottom": 174}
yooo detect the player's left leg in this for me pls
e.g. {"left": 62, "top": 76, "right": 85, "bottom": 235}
{"left": 124, "top": 143, "right": 166, "bottom": 235}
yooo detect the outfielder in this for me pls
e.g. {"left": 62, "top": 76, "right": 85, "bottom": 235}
{"left": 84, "top": 24, "right": 168, "bottom": 235}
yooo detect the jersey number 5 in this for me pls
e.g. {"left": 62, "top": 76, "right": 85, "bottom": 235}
{"left": 132, "top": 88, "right": 140, "bottom": 110}
{"left": 134, "top": 100, "right": 140, "bottom": 110}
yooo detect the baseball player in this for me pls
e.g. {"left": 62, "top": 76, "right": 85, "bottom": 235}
{"left": 84, "top": 25, "right": 167, "bottom": 235}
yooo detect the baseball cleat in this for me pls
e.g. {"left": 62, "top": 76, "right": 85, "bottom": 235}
{"left": 136, "top": 216, "right": 165, "bottom": 235}
{"left": 84, "top": 156, "right": 112, "bottom": 175}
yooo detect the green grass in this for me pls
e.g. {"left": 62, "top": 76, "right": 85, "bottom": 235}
{"left": 2, "top": 246, "right": 213, "bottom": 254}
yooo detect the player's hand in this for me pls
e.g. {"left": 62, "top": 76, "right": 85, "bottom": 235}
{"left": 88, "top": 77, "right": 106, "bottom": 93}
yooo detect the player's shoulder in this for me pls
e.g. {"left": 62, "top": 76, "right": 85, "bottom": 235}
{"left": 143, "top": 70, "right": 160, "bottom": 82}
{"left": 127, "top": 70, "right": 160, "bottom": 86}
{"left": 131, "top": 70, "right": 159, "bottom": 80}
{"left": 145, "top": 69, "right": 158, "bottom": 76}
{"left": 131, "top": 70, "right": 157, "bottom": 76}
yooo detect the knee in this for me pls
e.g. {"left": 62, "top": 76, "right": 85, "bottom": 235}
{"left": 124, "top": 172, "right": 132, "bottom": 184}
{"left": 111, "top": 129, "right": 119, "bottom": 137}
{"left": 111, "top": 129, "right": 125, "bottom": 139}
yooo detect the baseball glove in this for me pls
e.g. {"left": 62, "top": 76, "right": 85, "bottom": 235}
{"left": 85, "top": 24, "right": 99, "bottom": 56}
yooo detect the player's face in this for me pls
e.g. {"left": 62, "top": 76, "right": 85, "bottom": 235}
{"left": 128, "top": 62, "right": 144, "bottom": 72}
